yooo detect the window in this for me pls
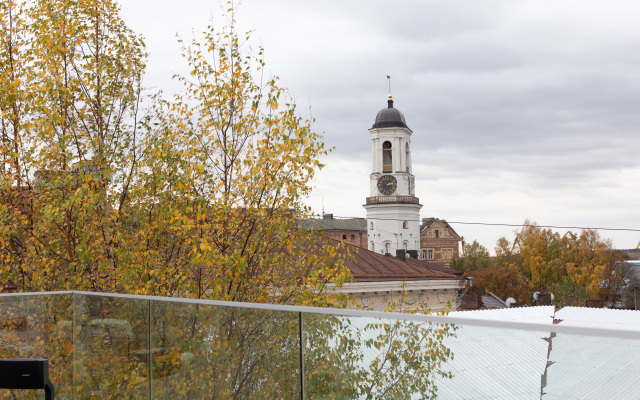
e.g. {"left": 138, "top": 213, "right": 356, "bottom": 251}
{"left": 403, "top": 241, "right": 408, "bottom": 250}
{"left": 402, "top": 221, "right": 408, "bottom": 229}
{"left": 370, "top": 222, "right": 374, "bottom": 230}
{"left": 371, "top": 242, "right": 375, "bottom": 252}
{"left": 382, "top": 141, "right": 392, "bottom": 172}
{"left": 427, "top": 249, "right": 434, "bottom": 260}
{"left": 435, "top": 229, "right": 439, "bottom": 238}
{"left": 342, "top": 234, "right": 347, "bottom": 240}
{"left": 351, "top": 234, "right": 355, "bottom": 240}
{"left": 384, "top": 242, "right": 390, "bottom": 254}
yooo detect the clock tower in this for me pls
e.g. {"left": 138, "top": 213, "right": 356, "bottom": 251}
{"left": 363, "top": 95, "right": 422, "bottom": 255}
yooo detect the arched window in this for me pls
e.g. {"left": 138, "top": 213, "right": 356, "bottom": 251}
{"left": 382, "top": 141, "right": 392, "bottom": 172}
{"left": 402, "top": 221, "right": 408, "bottom": 229}
{"left": 384, "top": 242, "right": 390, "bottom": 254}
{"left": 371, "top": 242, "right": 375, "bottom": 252}
{"left": 370, "top": 221, "right": 374, "bottom": 230}
{"left": 403, "top": 241, "right": 408, "bottom": 250}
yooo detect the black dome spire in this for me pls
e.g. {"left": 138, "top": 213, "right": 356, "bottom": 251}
{"left": 372, "top": 95, "right": 408, "bottom": 129}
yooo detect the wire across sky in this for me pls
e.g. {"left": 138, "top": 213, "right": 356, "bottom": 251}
{"left": 327, "top": 216, "right": 640, "bottom": 233}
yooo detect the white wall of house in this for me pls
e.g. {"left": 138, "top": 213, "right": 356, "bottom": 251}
{"left": 334, "top": 279, "right": 465, "bottom": 312}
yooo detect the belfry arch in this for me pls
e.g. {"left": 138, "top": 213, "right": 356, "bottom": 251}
{"left": 382, "top": 141, "right": 392, "bottom": 173}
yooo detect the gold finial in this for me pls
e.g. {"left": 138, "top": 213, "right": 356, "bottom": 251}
{"left": 388, "top": 94, "right": 393, "bottom": 100}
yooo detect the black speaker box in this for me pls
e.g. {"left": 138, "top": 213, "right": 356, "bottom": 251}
{"left": 0, "top": 358, "right": 49, "bottom": 389}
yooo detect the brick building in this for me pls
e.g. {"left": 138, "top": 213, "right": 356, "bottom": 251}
{"left": 299, "top": 214, "right": 367, "bottom": 248}
{"left": 420, "top": 218, "right": 461, "bottom": 266}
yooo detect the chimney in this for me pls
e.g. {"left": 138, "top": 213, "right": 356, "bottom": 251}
{"left": 537, "top": 293, "right": 552, "bottom": 306}
{"left": 585, "top": 299, "right": 604, "bottom": 308}
{"left": 322, "top": 213, "right": 333, "bottom": 219}
{"left": 396, "top": 249, "right": 406, "bottom": 261}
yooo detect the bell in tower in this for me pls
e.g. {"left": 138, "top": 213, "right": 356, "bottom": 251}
{"left": 364, "top": 95, "right": 422, "bottom": 255}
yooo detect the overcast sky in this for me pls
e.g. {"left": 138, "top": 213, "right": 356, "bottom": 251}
{"left": 120, "top": 0, "right": 640, "bottom": 253}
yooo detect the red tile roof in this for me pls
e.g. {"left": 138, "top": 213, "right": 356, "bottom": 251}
{"left": 405, "top": 258, "right": 464, "bottom": 277}
{"left": 339, "top": 242, "right": 463, "bottom": 282}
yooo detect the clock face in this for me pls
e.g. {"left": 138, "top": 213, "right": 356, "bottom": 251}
{"left": 377, "top": 175, "right": 397, "bottom": 195}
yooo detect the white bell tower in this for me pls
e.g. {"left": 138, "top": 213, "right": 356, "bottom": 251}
{"left": 363, "top": 95, "right": 422, "bottom": 255}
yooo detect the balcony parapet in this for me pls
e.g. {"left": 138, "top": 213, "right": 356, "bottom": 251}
{"left": 366, "top": 195, "right": 420, "bottom": 205}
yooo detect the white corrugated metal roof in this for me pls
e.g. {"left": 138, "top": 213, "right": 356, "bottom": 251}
{"left": 436, "top": 326, "right": 550, "bottom": 399}
{"left": 432, "top": 307, "right": 555, "bottom": 399}
{"left": 541, "top": 307, "right": 640, "bottom": 399}
{"left": 542, "top": 334, "right": 640, "bottom": 400}
{"left": 554, "top": 306, "right": 640, "bottom": 331}
{"left": 448, "top": 305, "right": 556, "bottom": 324}
{"left": 337, "top": 307, "right": 640, "bottom": 399}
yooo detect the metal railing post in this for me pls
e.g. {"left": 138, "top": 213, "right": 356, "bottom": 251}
{"left": 299, "top": 311, "right": 305, "bottom": 400}
{"left": 148, "top": 299, "right": 153, "bottom": 400}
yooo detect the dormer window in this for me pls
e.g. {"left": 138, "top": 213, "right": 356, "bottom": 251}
{"left": 435, "top": 229, "right": 439, "bottom": 238}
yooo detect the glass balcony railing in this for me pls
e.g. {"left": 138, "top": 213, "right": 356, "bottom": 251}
{"left": 1, "top": 291, "right": 639, "bottom": 399}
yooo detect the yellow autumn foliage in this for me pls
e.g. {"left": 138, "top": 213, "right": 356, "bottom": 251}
{"left": 0, "top": 0, "right": 351, "bottom": 307}
{"left": 1, "top": 4, "right": 456, "bottom": 400}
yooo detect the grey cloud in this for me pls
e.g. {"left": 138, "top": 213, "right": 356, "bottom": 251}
{"left": 119, "top": 0, "right": 640, "bottom": 249}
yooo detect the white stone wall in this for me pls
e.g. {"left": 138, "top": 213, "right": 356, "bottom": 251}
{"left": 364, "top": 203, "right": 421, "bottom": 253}
{"left": 369, "top": 173, "right": 415, "bottom": 197}
{"left": 335, "top": 279, "right": 465, "bottom": 312}
{"left": 352, "top": 289, "right": 458, "bottom": 312}
{"left": 365, "top": 125, "right": 421, "bottom": 254}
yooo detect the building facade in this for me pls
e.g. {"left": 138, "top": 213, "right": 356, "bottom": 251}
{"left": 329, "top": 242, "right": 465, "bottom": 311}
{"left": 298, "top": 214, "right": 367, "bottom": 248}
{"left": 363, "top": 95, "right": 422, "bottom": 256}
{"left": 420, "top": 218, "right": 461, "bottom": 266}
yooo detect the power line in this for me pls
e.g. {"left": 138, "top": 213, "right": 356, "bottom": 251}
{"left": 445, "top": 221, "right": 640, "bottom": 233}
{"left": 327, "top": 216, "right": 640, "bottom": 233}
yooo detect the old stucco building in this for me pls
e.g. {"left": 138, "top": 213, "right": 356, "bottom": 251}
{"left": 331, "top": 241, "right": 465, "bottom": 311}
